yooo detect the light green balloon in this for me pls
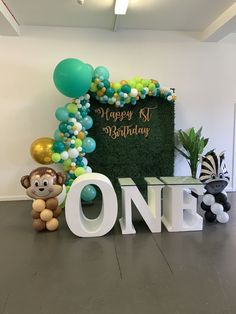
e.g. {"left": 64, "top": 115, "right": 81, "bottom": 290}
{"left": 133, "top": 76, "right": 142, "bottom": 83}
{"left": 67, "top": 103, "right": 77, "bottom": 114}
{"left": 128, "top": 80, "right": 136, "bottom": 88}
{"left": 75, "top": 139, "right": 82, "bottom": 148}
{"left": 113, "top": 83, "right": 121, "bottom": 91}
{"left": 52, "top": 153, "right": 61, "bottom": 163}
{"left": 90, "top": 83, "right": 97, "bottom": 92}
{"left": 149, "top": 83, "right": 156, "bottom": 91}
{"left": 64, "top": 158, "right": 72, "bottom": 167}
{"left": 136, "top": 83, "right": 143, "bottom": 91}
{"left": 75, "top": 167, "right": 85, "bottom": 177}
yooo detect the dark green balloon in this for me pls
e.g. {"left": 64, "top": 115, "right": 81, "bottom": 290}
{"left": 53, "top": 58, "right": 92, "bottom": 97}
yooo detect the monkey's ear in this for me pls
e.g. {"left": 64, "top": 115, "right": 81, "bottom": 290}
{"left": 57, "top": 173, "right": 65, "bottom": 185}
{"left": 21, "top": 175, "right": 30, "bottom": 189}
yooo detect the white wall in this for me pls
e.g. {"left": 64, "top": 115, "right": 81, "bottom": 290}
{"left": 1, "top": 26, "right": 236, "bottom": 199}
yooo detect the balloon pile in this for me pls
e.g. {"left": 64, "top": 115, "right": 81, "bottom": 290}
{"left": 90, "top": 66, "right": 176, "bottom": 107}
{"left": 52, "top": 95, "right": 97, "bottom": 201}
{"left": 201, "top": 193, "right": 230, "bottom": 223}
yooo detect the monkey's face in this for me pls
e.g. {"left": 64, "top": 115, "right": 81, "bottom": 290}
{"left": 26, "top": 173, "right": 63, "bottom": 200}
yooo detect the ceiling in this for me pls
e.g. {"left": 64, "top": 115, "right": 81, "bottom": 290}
{"left": 1, "top": 0, "right": 236, "bottom": 41}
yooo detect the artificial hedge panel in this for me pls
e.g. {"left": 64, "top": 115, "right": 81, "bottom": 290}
{"left": 88, "top": 96, "right": 175, "bottom": 186}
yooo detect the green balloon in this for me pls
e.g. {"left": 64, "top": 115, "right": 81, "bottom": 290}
{"left": 53, "top": 58, "right": 92, "bottom": 98}
{"left": 52, "top": 153, "right": 61, "bottom": 163}
{"left": 149, "top": 83, "right": 156, "bottom": 91}
{"left": 136, "top": 83, "right": 143, "bottom": 91}
{"left": 75, "top": 167, "right": 85, "bottom": 177}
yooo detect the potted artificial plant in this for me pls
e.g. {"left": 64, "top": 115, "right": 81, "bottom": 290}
{"left": 175, "top": 127, "right": 209, "bottom": 178}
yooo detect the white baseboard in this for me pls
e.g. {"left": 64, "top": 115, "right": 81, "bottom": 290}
{"left": 0, "top": 195, "right": 30, "bottom": 201}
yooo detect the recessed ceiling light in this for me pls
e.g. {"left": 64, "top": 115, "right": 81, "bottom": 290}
{"left": 115, "top": 0, "right": 129, "bottom": 15}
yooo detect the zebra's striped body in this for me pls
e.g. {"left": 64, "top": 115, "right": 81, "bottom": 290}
{"left": 199, "top": 152, "right": 229, "bottom": 194}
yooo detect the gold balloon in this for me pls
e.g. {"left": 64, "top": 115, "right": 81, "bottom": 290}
{"left": 30, "top": 137, "right": 54, "bottom": 165}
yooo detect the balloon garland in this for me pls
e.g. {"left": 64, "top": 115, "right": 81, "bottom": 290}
{"left": 51, "top": 94, "right": 97, "bottom": 200}
{"left": 30, "top": 58, "right": 176, "bottom": 201}
{"left": 90, "top": 66, "right": 176, "bottom": 107}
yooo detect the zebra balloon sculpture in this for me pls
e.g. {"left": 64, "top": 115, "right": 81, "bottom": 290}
{"left": 199, "top": 151, "right": 231, "bottom": 223}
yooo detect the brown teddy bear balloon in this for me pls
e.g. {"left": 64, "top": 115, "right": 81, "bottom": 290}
{"left": 21, "top": 167, "right": 65, "bottom": 232}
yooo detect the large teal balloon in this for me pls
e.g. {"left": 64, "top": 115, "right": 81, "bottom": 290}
{"left": 86, "top": 63, "right": 94, "bottom": 77}
{"left": 53, "top": 58, "right": 92, "bottom": 98}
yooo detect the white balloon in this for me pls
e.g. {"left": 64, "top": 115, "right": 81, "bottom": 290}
{"left": 69, "top": 118, "right": 76, "bottom": 123}
{"left": 61, "top": 151, "right": 69, "bottom": 160}
{"left": 217, "top": 212, "right": 229, "bottom": 224}
{"left": 82, "top": 157, "right": 88, "bottom": 166}
{"left": 86, "top": 166, "right": 92, "bottom": 173}
{"left": 130, "top": 88, "right": 138, "bottom": 97}
{"left": 203, "top": 194, "right": 215, "bottom": 206}
{"left": 211, "top": 203, "right": 224, "bottom": 215}
{"left": 75, "top": 122, "right": 82, "bottom": 132}
{"left": 57, "top": 184, "right": 67, "bottom": 206}
{"left": 68, "top": 148, "right": 79, "bottom": 159}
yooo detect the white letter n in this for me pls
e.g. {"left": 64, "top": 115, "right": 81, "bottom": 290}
{"left": 119, "top": 178, "right": 164, "bottom": 234}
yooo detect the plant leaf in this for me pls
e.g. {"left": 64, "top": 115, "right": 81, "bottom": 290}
{"left": 175, "top": 147, "right": 190, "bottom": 159}
{"left": 189, "top": 128, "right": 195, "bottom": 142}
{"left": 203, "top": 138, "right": 209, "bottom": 147}
{"left": 196, "top": 126, "right": 203, "bottom": 137}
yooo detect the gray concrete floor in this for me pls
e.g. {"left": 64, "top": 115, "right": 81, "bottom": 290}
{"left": 0, "top": 194, "right": 236, "bottom": 314}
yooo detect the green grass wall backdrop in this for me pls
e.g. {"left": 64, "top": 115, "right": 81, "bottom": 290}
{"left": 88, "top": 96, "right": 175, "bottom": 186}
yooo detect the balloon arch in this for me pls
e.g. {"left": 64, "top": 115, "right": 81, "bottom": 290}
{"left": 30, "top": 58, "right": 176, "bottom": 201}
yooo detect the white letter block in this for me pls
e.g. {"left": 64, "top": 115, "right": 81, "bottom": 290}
{"left": 119, "top": 177, "right": 164, "bottom": 235}
{"left": 65, "top": 173, "right": 118, "bottom": 237}
{"left": 161, "top": 177, "right": 203, "bottom": 232}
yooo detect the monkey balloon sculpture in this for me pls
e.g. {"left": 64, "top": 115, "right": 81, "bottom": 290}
{"left": 199, "top": 151, "right": 231, "bottom": 223}
{"left": 21, "top": 167, "right": 65, "bottom": 231}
